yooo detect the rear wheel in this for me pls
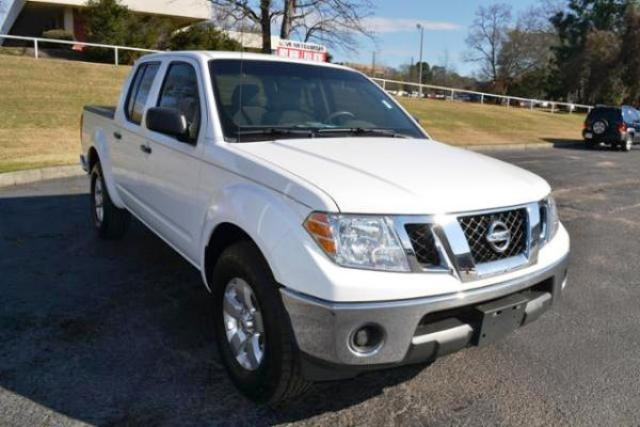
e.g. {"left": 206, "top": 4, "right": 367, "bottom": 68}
{"left": 90, "top": 163, "right": 130, "bottom": 239}
{"left": 212, "top": 241, "right": 311, "bottom": 405}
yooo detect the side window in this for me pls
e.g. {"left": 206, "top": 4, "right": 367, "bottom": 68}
{"left": 157, "top": 62, "right": 201, "bottom": 143}
{"left": 125, "top": 62, "right": 160, "bottom": 125}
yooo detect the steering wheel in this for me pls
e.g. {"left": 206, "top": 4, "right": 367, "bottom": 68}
{"left": 327, "top": 111, "right": 356, "bottom": 125}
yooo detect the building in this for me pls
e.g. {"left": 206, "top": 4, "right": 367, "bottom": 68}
{"left": 0, "top": 0, "right": 211, "bottom": 42}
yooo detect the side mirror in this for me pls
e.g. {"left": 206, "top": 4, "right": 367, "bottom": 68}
{"left": 146, "top": 107, "right": 188, "bottom": 140}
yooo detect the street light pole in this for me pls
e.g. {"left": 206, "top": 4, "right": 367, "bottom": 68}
{"left": 416, "top": 23, "right": 424, "bottom": 97}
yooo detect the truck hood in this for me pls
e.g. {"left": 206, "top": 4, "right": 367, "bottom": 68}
{"left": 236, "top": 138, "right": 551, "bottom": 214}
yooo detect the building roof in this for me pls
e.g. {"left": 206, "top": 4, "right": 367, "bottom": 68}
{"left": 28, "top": 0, "right": 211, "bottom": 20}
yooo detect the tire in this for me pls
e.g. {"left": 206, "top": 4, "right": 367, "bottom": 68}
{"left": 586, "top": 141, "right": 596, "bottom": 150}
{"left": 623, "top": 134, "right": 633, "bottom": 152}
{"left": 90, "top": 163, "right": 130, "bottom": 239}
{"left": 212, "top": 241, "right": 311, "bottom": 405}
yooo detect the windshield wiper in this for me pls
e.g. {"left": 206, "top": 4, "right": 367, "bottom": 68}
{"left": 234, "top": 127, "right": 316, "bottom": 141}
{"left": 315, "top": 128, "right": 410, "bottom": 138}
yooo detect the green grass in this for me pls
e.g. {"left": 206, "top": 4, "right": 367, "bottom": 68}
{"left": 398, "top": 97, "right": 586, "bottom": 146}
{"left": 0, "top": 54, "right": 586, "bottom": 173}
{"left": 0, "top": 54, "right": 129, "bottom": 173}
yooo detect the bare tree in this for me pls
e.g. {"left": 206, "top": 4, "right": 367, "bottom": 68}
{"left": 465, "top": 3, "right": 512, "bottom": 84}
{"left": 210, "top": 0, "right": 373, "bottom": 53}
{"left": 497, "top": 7, "right": 556, "bottom": 84}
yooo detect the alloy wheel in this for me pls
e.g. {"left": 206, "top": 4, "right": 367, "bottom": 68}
{"left": 222, "top": 277, "right": 265, "bottom": 371}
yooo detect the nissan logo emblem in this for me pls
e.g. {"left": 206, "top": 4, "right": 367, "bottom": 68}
{"left": 486, "top": 220, "right": 511, "bottom": 253}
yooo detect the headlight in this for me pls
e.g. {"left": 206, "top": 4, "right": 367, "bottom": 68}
{"left": 543, "top": 196, "right": 559, "bottom": 242}
{"left": 304, "top": 212, "right": 410, "bottom": 272}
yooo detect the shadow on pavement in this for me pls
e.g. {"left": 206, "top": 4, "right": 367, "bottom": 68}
{"left": 0, "top": 192, "right": 424, "bottom": 425}
{"left": 541, "top": 138, "right": 585, "bottom": 150}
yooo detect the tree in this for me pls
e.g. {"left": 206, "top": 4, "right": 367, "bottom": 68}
{"left": 406, "top": 61, "right": 433, "bottom": 84}
{"left": 166, "top": 24, "right": 242, "bottom": 51}
{"left": 84, "top": 0, "right": 131, "bottom": 47}
{"left": 621, "top": 3, "right": 640, "bottom": 104}
{"left": 84, "top": 0, "right": 178, "bottom": 63}
{"left": 496, "top": 6, "right": 557, "bottom": 97}
{"left": 465, "top": 3, "right": 512, "bottom": 86}
{"left": 549, "top": 0, "right": 627, "bottom": 101}
{"left": 209, "top": 0, "right": 373, "bottom": 53}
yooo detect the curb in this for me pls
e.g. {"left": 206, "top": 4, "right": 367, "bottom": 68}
{"left": 462, "top": 142, "right": 583, "bottom": 152}
{"left": 0, "top": 165, "right": 85, "bottom": 188}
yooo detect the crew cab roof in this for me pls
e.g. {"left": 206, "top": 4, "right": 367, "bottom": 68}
{"left": 135, "top": 51, "right": 353, "bottom": 72}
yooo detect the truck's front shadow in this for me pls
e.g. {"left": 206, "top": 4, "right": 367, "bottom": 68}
{"left": 0, "top": 189, "right": 424, "bottom": 425}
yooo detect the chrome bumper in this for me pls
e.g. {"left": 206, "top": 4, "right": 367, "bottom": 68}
{"left": 281, "top": 255, "right": 569, "bottom": 367}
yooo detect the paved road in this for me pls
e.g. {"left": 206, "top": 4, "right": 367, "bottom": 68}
{"left": 2, "top": 146, "right": 640, "bottom": 426}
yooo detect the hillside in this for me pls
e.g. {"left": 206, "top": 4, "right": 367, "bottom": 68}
{"left": 0, "top": 54, "right": 585, "bottom": 173}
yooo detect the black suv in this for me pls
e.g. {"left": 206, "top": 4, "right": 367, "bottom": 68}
{"left": 583, "top": 106, "right": 640, "bottom": 151}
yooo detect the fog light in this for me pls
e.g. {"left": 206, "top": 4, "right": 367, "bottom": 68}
{"left": 350, "top": 324, "right": 384, "bottom": 355}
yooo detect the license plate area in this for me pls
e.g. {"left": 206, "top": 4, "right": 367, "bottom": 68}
{"left": 474, "top": 293, "right": 528, "bottom": 346}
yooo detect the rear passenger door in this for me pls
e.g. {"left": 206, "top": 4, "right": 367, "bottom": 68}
{"left": 111, "top": 62, "right": 160, "bottom": 212}
{"left": 141, "top": 60, "right": 205, "bottom": 261}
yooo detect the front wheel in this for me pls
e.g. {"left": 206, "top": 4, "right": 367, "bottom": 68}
{"left": 90, "top": 164, "right": 130, "bottom": 239}
{"left": 212, "top": 241, "right": 310, "bottom": 405}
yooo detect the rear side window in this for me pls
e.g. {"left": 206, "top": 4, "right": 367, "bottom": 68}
{"left": 157, "top": 62, "right": 201, "bottom": 143}
{"left": 623, "top": 107, "right": 640, "bottom": 123}
{"left": 125, "top": 62, "right": 160, "bottom": 125}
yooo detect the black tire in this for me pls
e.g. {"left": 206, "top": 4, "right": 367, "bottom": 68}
{"left": 90, "top": 163, "right": 130, "bottom": 239}
{"left": 212, "top": 241, "right": 311, "bottom": 405}
{"left": 585, "top": 140, "right": 596, "bottom": 149}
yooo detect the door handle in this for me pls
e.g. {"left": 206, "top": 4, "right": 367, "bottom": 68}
{"left": 113, "top": 131, "right": 122, "bottom": 140}
{"left": 140, "top": 144, "right": 152, "bottom": 154}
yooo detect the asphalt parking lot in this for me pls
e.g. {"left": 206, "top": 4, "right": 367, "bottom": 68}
{"left": 2, "top": 145, "right": 640, "bottom": 426}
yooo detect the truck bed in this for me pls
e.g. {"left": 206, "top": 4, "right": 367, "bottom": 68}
{"left": 84, "top": 105, "right": 116, "bottom": 120}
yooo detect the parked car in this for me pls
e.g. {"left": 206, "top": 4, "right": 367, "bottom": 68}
{"left": 80, "top": 51, "right": 570, "bottom": 405}
{"left": 583, "top": 105, "right": 640, "bottom": 151}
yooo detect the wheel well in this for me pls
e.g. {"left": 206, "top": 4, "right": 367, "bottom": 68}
{"left": 204, "top": 223, "right": 253, "bottom": 290}
{"left": 88, "top": 147, "right": 99, "bottom": 172}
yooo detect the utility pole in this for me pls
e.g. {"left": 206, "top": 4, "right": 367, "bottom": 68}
{"left": 371, "top": 51, "right": 376, "bottom": 77}
{"left": 416, "top": 23, "right": 424, "bottom": 97}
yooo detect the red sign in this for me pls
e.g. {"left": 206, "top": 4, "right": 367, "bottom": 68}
{"left": 275, "top": 40, "right": 327, "bottom": 62}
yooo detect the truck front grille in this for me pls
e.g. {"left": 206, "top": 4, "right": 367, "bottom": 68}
{"left": 458, "top": 208, "right": 527, "bottom": 264}
{"left": 405, "top": 224, "right": 441, "bottom": 267}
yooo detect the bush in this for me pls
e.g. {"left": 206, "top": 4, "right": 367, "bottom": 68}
{"left": 166, "top": 25, "right": 242, "bottom": 52}
{"left": 41, "top": 29, "right": 74, "bottom": 49}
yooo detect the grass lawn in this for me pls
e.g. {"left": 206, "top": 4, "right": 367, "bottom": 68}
{"left": 0, "top": 54, "right": 586, "bottom": 173}
{"left": 0, "top": 55, "right": 129, "bottom": 173}
{"left": 398, "top": 97, "right": 586, "bottom": 146}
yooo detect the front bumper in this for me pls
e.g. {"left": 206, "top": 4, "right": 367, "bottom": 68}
{"left": 281, "top": 254, "right": 568, "bottom": 378}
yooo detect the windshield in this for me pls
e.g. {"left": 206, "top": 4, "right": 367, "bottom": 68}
{"left": 208, "top": 59, "right": 427, "bottom": 142}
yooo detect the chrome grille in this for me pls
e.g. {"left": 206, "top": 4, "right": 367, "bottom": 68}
{"left": 458, "top": 209, "right": 528, "bottom": 264}
{"left": 405, "top": 224, "right": 441, "bottom": 267}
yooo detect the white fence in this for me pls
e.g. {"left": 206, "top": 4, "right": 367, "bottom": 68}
{"left": 0, "top": 34, "right": 160, "bottom": 65}
{"left": 371, "top": 77, "right": 593, "bottom": 114}
{"left": 0, "top": 33, "right": 592, "bottom": 114}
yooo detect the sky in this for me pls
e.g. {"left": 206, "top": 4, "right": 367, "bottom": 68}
{"left": 330, "top": 0, "right": 544, "bottom": 77}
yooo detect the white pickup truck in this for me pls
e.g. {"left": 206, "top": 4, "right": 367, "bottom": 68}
{"left": 81, "top": 51, "right": 570, "bottom": 404}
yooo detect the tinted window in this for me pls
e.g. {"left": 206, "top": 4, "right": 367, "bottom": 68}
{"left": 157, "top": 62, "right": 201, "bottom": 142}
{"left": 209, "top": 59, "right": 425, "bottom": 141}
{"left": 125, "top": 63, "right": 160, "bottom": 124}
